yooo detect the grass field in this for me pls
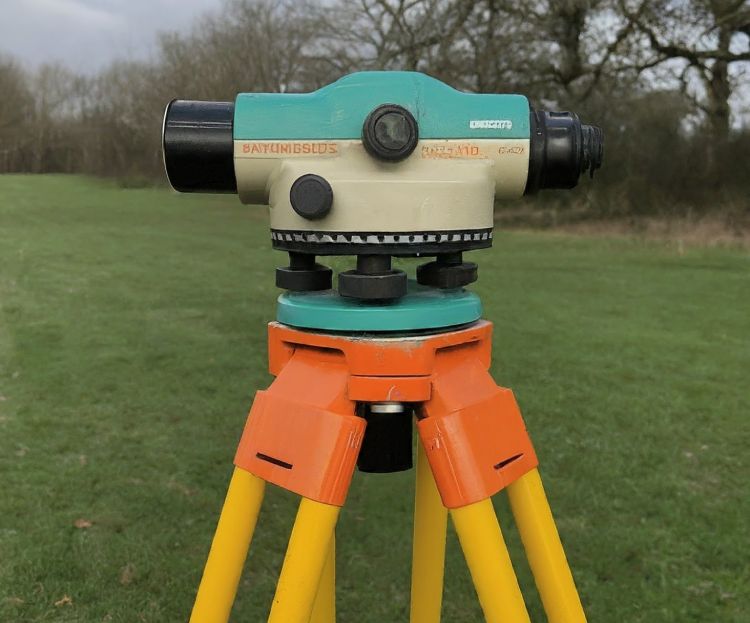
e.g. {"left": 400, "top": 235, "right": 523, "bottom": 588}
{"left": 0, "top": 175, "right": 748, "bottom": 622}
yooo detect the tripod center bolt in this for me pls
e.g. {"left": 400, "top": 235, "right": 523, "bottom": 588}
{"left": 362, "top": 104, "right": 419, "bottom": 162}
{"left": 290, "top": 174, "right": 333, "bottom": 220}
{"left": 370, "top": 402, "right": 406, "bottom": 414}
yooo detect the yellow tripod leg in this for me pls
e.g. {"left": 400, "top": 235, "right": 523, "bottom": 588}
{"left": 451, "top": 499, "right": 531, "bottom": 623}
{"left": 310, "top": 533, "right": 336, "bottom": 623}
{"left": 410, "top": 441, "right": 448, "bottom": 623}
{"left": 268, "top": 498, "right": 340, "bottom": 623}
{"left": 190, "top": 468, "right": 266, "bottom": 623}
{"left": 507, "top": 469, "right": 587, "bottom": 623}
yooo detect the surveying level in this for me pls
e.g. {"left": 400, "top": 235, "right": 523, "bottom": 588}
{"left": 162, "top": 71, "right": 603, "bottom": 622}
{"left": 164, "top": 71, "right": 602, "bottom": 300}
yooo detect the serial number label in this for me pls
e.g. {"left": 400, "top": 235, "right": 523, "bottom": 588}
{"left": 240, "top": 142, "right": 339, "bottom": 156}
{"left": 469, "top": 119, "right": 513, "bottom": 130}
{"left": 421, "top": 144, "right": 488, "bottom": 159}
{"left": 420, "top": 144, "right": 526, "bottom": 159}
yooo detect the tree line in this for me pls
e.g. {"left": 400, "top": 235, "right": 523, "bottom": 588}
{"left": 1, "top": 0, "right": 748, "bottom": 220}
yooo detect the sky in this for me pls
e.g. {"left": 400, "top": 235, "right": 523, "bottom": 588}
{"left": 0, "top": 0, "right": 223, "bottom": 72}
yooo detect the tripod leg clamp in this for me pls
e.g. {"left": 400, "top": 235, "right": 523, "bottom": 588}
{"left": 234, "top": 352, "right": 364, "bottom": 507}
{"left": 418, "top": 359, "right": 538, "bottom": 509}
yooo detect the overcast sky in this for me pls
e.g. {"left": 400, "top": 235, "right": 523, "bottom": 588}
{"left": 0, "top": 0, "right": 224, "bottom": 72}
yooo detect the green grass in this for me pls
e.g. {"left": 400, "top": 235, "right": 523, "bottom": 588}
{"left": 0, "top": 175, "right": 748, "bottom": 622}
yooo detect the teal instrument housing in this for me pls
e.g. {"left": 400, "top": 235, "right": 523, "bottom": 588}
{"left": 276, "top": 281, "right": 482, "bottom": 332}
{"left": 234, "top": 71, "right": 531, "bottom": 141}
{"left": 163, "top": 70, "right": 602, "bottom": 303}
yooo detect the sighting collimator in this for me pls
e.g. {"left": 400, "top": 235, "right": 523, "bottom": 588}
{"left": 162, "top": 100, "right": 237, "bottom": 193}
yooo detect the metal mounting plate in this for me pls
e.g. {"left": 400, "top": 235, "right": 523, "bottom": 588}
{"left": 276, "top": 280, "right": 482, "bottom": 332}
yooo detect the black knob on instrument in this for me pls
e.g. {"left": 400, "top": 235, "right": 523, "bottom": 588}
{"left": 290, "top": 174, "right": 333, "bottom": 220}
{"left": 362, "top": 104, "right": 419, "bottom": 162}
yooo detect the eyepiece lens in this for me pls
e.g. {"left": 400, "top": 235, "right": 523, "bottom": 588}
{"left": 581, "top": 124, "right": 604, "bottom": 178}
{"left": 525, "top": 109, "right": 604, "bottom": 193}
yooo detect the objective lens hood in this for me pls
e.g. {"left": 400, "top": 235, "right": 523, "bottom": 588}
{"left": 163, "top": 100, "right": 237, "bottom": 193}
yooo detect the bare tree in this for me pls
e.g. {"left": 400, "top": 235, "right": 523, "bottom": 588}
{"left": 0, "top": 57, "right": 30, "bottom": 129}
{"left": 0, "top": 56, "right": 34, "bottom": 171}
{"left": 622, "top": 0, "right": 749, "bottom": 143}
{"left": 28, "top": 64, "right": 88, "bottom": 172}
{"left": 321, "top": 1, "right": 479, "bottom": 78}
{"left": 476, "top": 1, "right": 641, "bottom": 104}
{"left": 325, "top": 1, "right": 639, "bottom": 104}
{"left": 156, "top": 0, "right": 325, "bottom": 97}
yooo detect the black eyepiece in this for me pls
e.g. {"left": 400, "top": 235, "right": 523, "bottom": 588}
{"left": 525, "top": 109, "right": 603, "bottom": 194}
{"left": 162, "top": 100, "right": 237, "bottom": 193}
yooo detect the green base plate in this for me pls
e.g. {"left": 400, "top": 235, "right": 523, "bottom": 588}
{"left": 276, "top": 281, "right": 482, "bottom": 332}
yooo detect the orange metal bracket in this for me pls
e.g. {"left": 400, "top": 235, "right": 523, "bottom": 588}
{"left": 234, "top": 348, "right": 364, "bottom": 506}
{"left": 417, "top": 357, "right": 538, "bottom": 509}
{"left": 234, "top": 320, "right": 537, "bottom": 508}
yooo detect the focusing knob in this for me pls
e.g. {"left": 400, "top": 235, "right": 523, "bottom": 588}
{"left": 290, "top": 174, "right": 333, "bottom": 220}
{"left": 362, "top": 104, "right": 419, "bottom": 162}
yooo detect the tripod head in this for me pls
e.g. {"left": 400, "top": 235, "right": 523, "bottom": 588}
{"left": 163, "top": 71, "right": 603, "bottom": 300}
